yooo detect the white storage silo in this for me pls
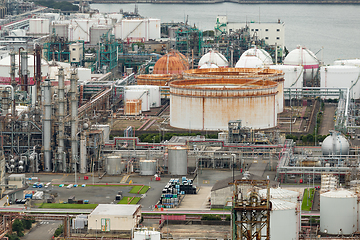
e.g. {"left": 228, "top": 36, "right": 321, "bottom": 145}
{"left": 106, "top": 155, "right": 125, "bottom": 175}
{"left": 269, "top": 199, "right": 298, "bottom": 240}
{"left": 269, "top": 65, "right": 304, "bottom": 89}
{"left": 29, "top": 18, "right": 50, "bottom": 35}
{"left": 320, "top": 189, "right": 356, "bottom": 235}
{"left": 320, "top": 65, "right": 360, "bottom": 99}
{"left": 168, "top": 146, "right": 188, "bottom": 175}
{"left": 334, "top": 59, "right": 360, "bottom": 67}
{"left": 134, "top": 230, "right": 160, "bottom": 240}
{"left": 140, "top": 160, "right": 157, "bottom": 176}
{"left": 124, "top": 89, "right": 150, "bottom": 112}
{"left": 125, "top": 85, "right": 161, "bottom": 108}
{"left": 259, "top": 187, "right": 300, "bottom": 203}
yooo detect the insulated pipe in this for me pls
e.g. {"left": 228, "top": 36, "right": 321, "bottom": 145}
{"left": 57, "top": 67, "right": 66, "bottom": 172}
{"left": 70, "top": 70, "right": 78, "bottom": 172}
{"left": 20, "top": 51, "right": 28, "bottom": 92}
{"left": 42, "top": 79, "right": 52, "bottom": 172}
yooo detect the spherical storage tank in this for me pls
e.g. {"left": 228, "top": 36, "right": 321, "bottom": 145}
{"left": 320, "top": 189, "right": 356, "bottom": 235}
{"left": 106, "top": 155, "right": 125, "bottom": 175}
{"left": 235, "top": 48, "right": 273, "bottom": 68}
{"left": 284, "top": 46, "right": 319, "bottom": 87}
{"left": 259, "top": 187, "right": 300, "bottom": 203}
{"left": 0, "top": 55, "right": 49, "bottom": 85}
{"left": 321, "top": 131, "right": 349, "bottom": 156}
{"left": 153, "top": 50, "right": 189, "bottom": 74}
{"left": 134, "top": 230, "right": 160, "bottom": 240}
{"left": 140, "top": 160, "right": 157, "bottom": 175}
{"left": 266, "top": 199, "right": 298, "bottom": 240}
{"left": 198, "top": 49, "right": 228, "bottom": 68}
{"left": 320, "top": 65, "right": 360, "bottom": 99}
{"left": 170, "top": 78, "right": 279, "bottom": 130}
{"left": 168, "top": 146, "right": 188, "bottom": 175}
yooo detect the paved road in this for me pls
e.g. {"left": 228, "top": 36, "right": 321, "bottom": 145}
{"left": 22, "top": 220, "right": 62, "bottom": 240}
{"left": 318, "top": 103, "right": 336, "bottom": 136}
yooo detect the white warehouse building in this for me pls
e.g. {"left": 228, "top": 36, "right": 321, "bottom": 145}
{"left": 88, "top": 204, "right": 141, "bottom": 232}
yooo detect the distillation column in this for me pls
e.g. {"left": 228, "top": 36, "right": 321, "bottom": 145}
{"left": 70, "top": 71, "right": 78, "bottom": 172}
{"left": 10, "top": 52, "right": 16, "bottom": 116}
{"left": 42, "top": 79, "right": 52, "bottom": 172}
{"left": 20, "top": 51, "right": 28, "bottom": 92}
{"left": 57, "top": 67, "right": 66, "bottom": 172}
{"left": 80, "top": 133, "right": 86, "bottom": 173}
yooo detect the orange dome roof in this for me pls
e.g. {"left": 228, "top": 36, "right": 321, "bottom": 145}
{"left": 153, "top": 50, "right": 189, "bottom": 74}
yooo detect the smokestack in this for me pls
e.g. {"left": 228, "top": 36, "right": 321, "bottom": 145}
{"left": 70, "top": 70, "right": 78, "bottom": 172}
{"left": 57, "top": 67, "right": 66, "bottom": 172}
{"left": 42, "top": 79, "right": 52, "bottom": 172}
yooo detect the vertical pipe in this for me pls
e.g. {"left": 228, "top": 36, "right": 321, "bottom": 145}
{"left": 57, "top": 67, "right": 66, "bottom": 172}
{"left": 42, "top": 79, "right": 52, "bottom": 172}
{"left": 10, "top": 52, "right": 16, "bottom": 116}
{"left": 20, "top": 51, "right": 28, "bottom": 92}
{"left": 80, "top": 133, "right": 86, "bottom": 174}
{"left": 70, "top": 70, "right": 78, "bottom": 172}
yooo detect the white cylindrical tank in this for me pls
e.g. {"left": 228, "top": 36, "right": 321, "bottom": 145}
{"left": 333, "top": 59, "right": 360, "bottom": 67}
{"left": 259, "top": 188, "right": 300, "bottom": 203}
{"left": 198, "top": 49, "right": 229, "bottom": 68}
{"left": 125, "top": 85, "right": 161, "bottom": 108}
{"left": 170, "top": 78, "right": 278, "bottom": 130}
{"left": 77, "top": 67, "right": 92, "bottom": 84}
{"left": 320, "top": 65, "right": 360, "bottom": 99}
{"left": 29, "top": 18, "right": 50, "bottom": 34}
{"left": 124, "top": 89, "right": 150, "bottom": 112}
{"left": 284, "top": 46, "right": 319, "bottom": 86}
{"left": 168, "top": 146, "right": 188, "bottom": 175}
{"left": 106, "top": 155, "right": 125, "bottom": 175}
{"left": 140, "top": 160, "right": 157, "bottom": 175}
{"left": 269, "top": 65, "right": 304, "bottom": 88}
{"left": 320, "top": 189, "right": 356, "bottom": 235}
{"left": 0, "top": 55, "right": 49, "bottom": 85}
{"left": 133, "top": 230, "right": 161, "bottom": 240}
{"left": 268, "top": 199, "right": 298, "bottom": 240}
{"left": 235, "top": 48, "right": 273, "bottom": 68}
{"left": 321, "top": 131, "right": 350, "bottom": 156}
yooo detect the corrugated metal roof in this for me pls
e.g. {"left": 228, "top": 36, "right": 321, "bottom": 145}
{"left": 90, "top": 204, "right": 141, "bottom": 216}
{"left": 321, "top": 189, "right": 356, "bottom": 198}
{"left": 271, "top": 199, "right": 296, "bottom": 210}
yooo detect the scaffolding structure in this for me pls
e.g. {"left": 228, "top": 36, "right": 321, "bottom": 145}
{"left": 231, "top": 179, "right": 271, "bottom": 240}
{"left": 175, "top": 27, "right": 203, "bottom": 64}
{"left": 98, "top": 33, "right": 118, "bottom": 73}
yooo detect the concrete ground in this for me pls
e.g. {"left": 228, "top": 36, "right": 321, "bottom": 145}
{"left": 162, "top": 224, "right": 231, "bottom": 239}
{"left": 318, "top": 103, "right": 336, "bottom": 136}
{"left": 177, "top": 186, "right": 211, "bottom": 210}
{"left": 22, "top": 220, "right": 62, "bottom": 240}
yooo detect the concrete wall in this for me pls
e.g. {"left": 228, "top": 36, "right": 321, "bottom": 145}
{"left": 210, "top": 187, "right": 232, "bottom": 208}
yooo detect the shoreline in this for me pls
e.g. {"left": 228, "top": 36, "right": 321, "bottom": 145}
{"left": 82, "top": 0, "right": 360, "bottom": 4}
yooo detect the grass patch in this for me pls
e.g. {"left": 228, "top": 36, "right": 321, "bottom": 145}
{"left": 52, "top": 184, "right": 134, "bottom": 187}
{"left": 301, "top": 188, "right": 315, "bottom": 211}
{"left": 129, "top": 186, "right": 142, "bottom": 194}
{"left": 39, "top": 203, "right": 98, "bottom": 209}
{"left": 211, "top": 208, "right": 231, "bottom": 211}
{"left": 118, "top": 196, "right": 141, "bottom": 204}
{"left": 139, "top": 186, "right": 150, "bottom": 194}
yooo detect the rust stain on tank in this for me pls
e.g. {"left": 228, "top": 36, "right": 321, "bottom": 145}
{"left": 153, "top": 50, "right": 189, "bottom": 74}
{"left": 136, "top": 74, "right": 181, "bottom": 86}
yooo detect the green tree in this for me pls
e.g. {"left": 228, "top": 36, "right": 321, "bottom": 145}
{"left": 54, "top": 224, "right": 64, "bottom": 237}
{"left": 12, "top": 219, "right": 24, "bottom": 237}
{"left": 5, "top": 233, "right": 20, "bottom": 240}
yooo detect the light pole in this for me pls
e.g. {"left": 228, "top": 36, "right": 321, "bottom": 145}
{"left": 95, "top": 219, "right": 97, "bottom": 239}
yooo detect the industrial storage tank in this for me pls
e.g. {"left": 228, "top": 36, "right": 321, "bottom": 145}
{"left": 266, "top": 199, "right": 298, "bottom": 240}
{"left": 321, "top": 131, "right": 350, "bottom": 156}
{"left": 113, "top": 18, "right": 160, "bottom": 41}
{"left": 136, "top": 74, "right": 180, "bottom": 86}
{"left": 198, "top": 49, "right": 228, "bottom": 68}
{"left": 235, "top": 48, "right": 273, "bottom": 68}
{"left": 134, "top": 230, "right": 160, "bottom": 240}
{"left": 140, "top": 160, "right": 157, "bottom": 175}
{"left": 90, "top": 25, "right": 113, "bottom": 45}
{"left": 51, "top": 23, "right": 69, "bottom": 39}
{"left": 29, "top": 18, "right": 50, "bottom": 35}
{"left": 106, "top": 155, "right": 125, "bottom": 175}
{"left": 320, "top": 189, "right": 356, "bottom": 235}
{"left": 170, "top": 78, "right": 279, "bottom": 130}
{"left": 284, "top": 46, "right": 319, "bottom": 87}
{"left": 269, "top": 65, "right": 304, "bottom": 89}
{"left": 259, "top": 187, "right": 300, "bottom": 203}
{"left": 153, "top": 50, "right": 189, "bottom": 74}
{"left": 124, "top": 89, "right": 150, "bottom": 112}
{"left": 168, "top": 146, "right": 188, "bottom": 175}
{"left": 333, "top": 59, "right": 360, "bottom": 67}
{"left": 125, "top": 85, "right": 161, "bottom": 108}
{"left": 0, "top": 55, "right": 49, "bottom": 85}
{"left": 199, "top": 63, "right": 219, "bottom": 69}
{"left": 182, "top": 68, "right": 284, "bottom": 113}
{"left": 320, "top": 65, "right": 360, "bottom": 99}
